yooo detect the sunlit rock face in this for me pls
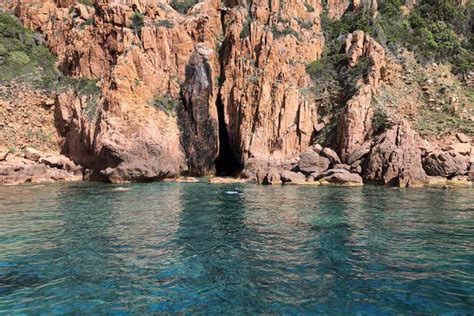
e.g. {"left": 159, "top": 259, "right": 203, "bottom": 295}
{"left": 1, "top": 0, "right": 471, "bottom": 185}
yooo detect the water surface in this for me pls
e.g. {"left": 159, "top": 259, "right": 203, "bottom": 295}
{"left": 0, "top": 182, "right": 473, "bottom": 314}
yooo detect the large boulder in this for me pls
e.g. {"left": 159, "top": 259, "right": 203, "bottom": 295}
{"left": 446, "top": 143, "right": 471, "bottom": 156}
{"left": 423, "top": 150, "right": 469, "bottom": 178}
{"left": 39, "top": 154, "right": 82, "bottom": 176}
{"left": 0, "top": 149, "right": 8, "bottom": 161}
{"left": 364, "top": 123, "right": 427, "bottom": 187}
{"left": 280, "top": 170, "right": 306, "bottom": 184}
{"left": 24, "top": 147, "right": 42, "bottom": 162}
{"left": 317, "top": 169, "right": 364, "bottom": 186}
{"left": 256, "top": 170, "right": 268, "bottom": 185}
{"left": 297, "top": 151, "right": 330, "bottom": 175}
{"left": 255, "top": 169, "right": 282, "bottom": 185}
{"left": 322, "top": 147, "right": 341, "bottom": 165}
{"left": 456, "top": 133, "right": 470, "bottom": 143}
{"left": 266, "top": 169, "right": 282, "bottom": 185}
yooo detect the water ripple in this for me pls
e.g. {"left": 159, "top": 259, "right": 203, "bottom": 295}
{"left": 0, "top": 183, "right": 473, "bottom": 314}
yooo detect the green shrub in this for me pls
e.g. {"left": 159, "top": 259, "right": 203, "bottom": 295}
{"left": 131, "top": 12, "right": 144, "bottom": 36}
{"left": 372, "top": 102, "right": 391, "bottom": 133}
{"left": 0, "top": 43, "right": 7, "bottom": 56}
{"left": 373, "top": 0, "right": 473, "bottom": 74}
{"left": 304, "top": 3, "right": 315, "bottom": 13}
{"left": 417, "top": 21, "right": 461, "bottom": 59}
{"left": 240, "top": 15, "right": 252, "bottom": 39}
{"left": 170, "top": 0, "right": 198, "bottom": 14}
{"left": 306, "top": 54, "right": 350, "bottom": 86}
{"left": 451, "top": 48, "right": 474, "bottom": 74}
{"left": 8, "top": 51, "right": 30, "bottom": 65}
{"left": 271, "top": 25, "right": 301, "bottom": 40}
{"left": 156, "top": 19, "right": 174, "bottom": 28}
{"left": 0, "top": 13, "right": 57, "bottom": 82}
{"left": 345, "top": 56, "right": 371, "bottom": 89}
{"left": 152, "top": 94, "right": 179, "bottom": 115}
{"left": 78, "top": 0, "right": 94, "bottom": 5}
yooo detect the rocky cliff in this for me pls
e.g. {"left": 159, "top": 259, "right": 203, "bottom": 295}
{"left": 1, "top": 0, "right": 473, "bottom": 187}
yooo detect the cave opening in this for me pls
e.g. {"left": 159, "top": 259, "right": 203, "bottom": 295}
{"left": 214, "top": 7, "right": 241, "bottom": 177}
{"left": 215, "top": 95, "right": 242, "bottom": 176}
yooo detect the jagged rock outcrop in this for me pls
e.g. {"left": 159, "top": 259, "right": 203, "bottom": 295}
{"left": 4, "top": 0, "right": 325, "bottom": 182}
{"left": 327, "top": 0, "right": 351, "bottom": 20}
{"left": 337, "top": 85, "right": 374, "bottom": 163}
{"left": 364, "top": 122, "right": 428, "bottom": 187}
{"left": 337, "top": 30, "right": 397, "bottom": 163}
{"left": 180, "top": 44, "right": 219, "bottom": 175}
{"left": 55, "top": 90, "right": 187, "bottom": 182}
{"left": 219, "top": 0, "right": 323, "bottom": 170}
{"left": 2, "top": 0, "right": 472, "bottom": 187}
{"left": 327, "top": 0, "right": 378, "bottom": 20}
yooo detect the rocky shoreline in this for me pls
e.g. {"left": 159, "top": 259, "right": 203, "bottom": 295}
{"left": 1, "top": 134, "right": 472, "bottom": 188}
{"left": 0, "top": 147, "right": 82, "bottom": 186}
{"left": 0, "top": 1, "right": 472, "bottom": 188}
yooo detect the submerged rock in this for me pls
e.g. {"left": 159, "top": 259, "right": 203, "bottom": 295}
{"left": 163, "top": 177, "right": 200, "bottom": 183}
{"left": 208, "top": 177, "right": 245, "bottom": 184}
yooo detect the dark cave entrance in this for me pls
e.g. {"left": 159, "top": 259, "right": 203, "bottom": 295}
{"left": 214, "top": 7, "right": 241, "bottom": 177}
{"left": 215, "top": 95, "right": 241, "bottom": 176}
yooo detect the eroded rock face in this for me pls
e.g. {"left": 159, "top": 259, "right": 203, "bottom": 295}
{"left": 326, "top": 0, "right": 378, "bottom": 20}
{"left": 423, "top": 151, "right": 469, "bottom": 178}
{"left": 12, "top": 0, "right": 218, "bottom": 181}
{"left": 327, "top": 0, "right": 351, "bottom": 20}
{"left": 55, "top": 90, "right": 187, "bottom": 182}
{"left": 337, "top": 85, "right": 374, "bottom": 163}
{"left": 337, "top": 31, "right": 396, "bottom": 163}
{"left": 5, "top": 0, "right": 325, "bottom": 182}
{"left": 219, "top": 0, "right": 323, "bottom": 168}
{"left": 180, "top": 44, "right": 219, "bottom": 175}
{"left": 3, "top": 0, "right": 470, "bottom": 186}
{"left": 364, "top": 123, "right": 427, "bottom": 187}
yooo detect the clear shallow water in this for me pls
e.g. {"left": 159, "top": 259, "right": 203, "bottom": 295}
{"left": 0, "top": 183, "right": 473, "bottom": 315}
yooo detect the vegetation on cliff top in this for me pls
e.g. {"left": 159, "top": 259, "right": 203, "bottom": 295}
{"left": 321, "top": 0, "right": 473, "bottom": 74}
{"left": 0, "top": 13, "right": 100, "bottom": 95}
{"left": 306, "top": 0, "right": 473, "bottom": 143}
{"left": 0, "top": 13, "right": 56, "bottom": 83}
{"left": 170, "top": 0, "right": 199, "bottom": 14}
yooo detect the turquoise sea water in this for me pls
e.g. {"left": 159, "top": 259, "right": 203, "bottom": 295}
{"left": 0, "top": 182, "right": 473, "bottom": 314}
